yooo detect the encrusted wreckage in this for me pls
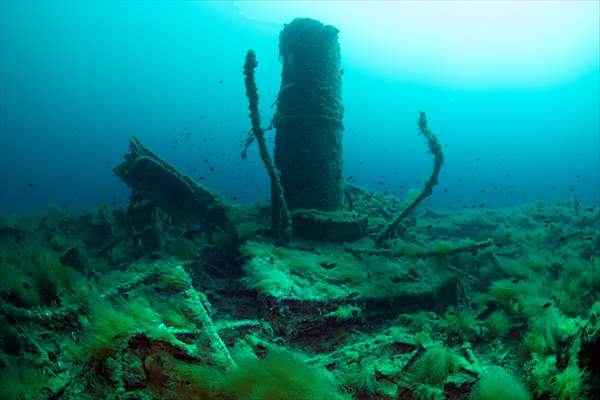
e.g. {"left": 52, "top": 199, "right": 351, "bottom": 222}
{"left": 1, "top": 16, "right": 599, "bottom": 400}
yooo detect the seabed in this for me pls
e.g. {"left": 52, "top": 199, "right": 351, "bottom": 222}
{"left": 0, "top": 175, "right": 598, "bottom": 399}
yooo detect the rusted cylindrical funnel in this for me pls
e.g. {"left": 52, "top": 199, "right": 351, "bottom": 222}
{"left": 274, "top": 18, "right": 344, "bottom": 211}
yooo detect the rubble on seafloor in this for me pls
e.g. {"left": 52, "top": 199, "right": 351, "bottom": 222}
{"left": 0, "top": 140, "right": 599, "bottom": 400}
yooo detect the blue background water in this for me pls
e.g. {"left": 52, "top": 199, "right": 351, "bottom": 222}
{"left": 1, "top": 1, "right": 598, "bottom": 215}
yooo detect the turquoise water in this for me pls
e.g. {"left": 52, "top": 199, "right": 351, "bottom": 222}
{"left": 1, "top": 1, "right": 598, "bottom": 214}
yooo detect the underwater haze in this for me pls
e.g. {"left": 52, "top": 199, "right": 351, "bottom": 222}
{"left": 1, "top": 0, "right": 598, "bottom": 214}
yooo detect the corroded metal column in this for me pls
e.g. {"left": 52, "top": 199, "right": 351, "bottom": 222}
{"left": 274, "top": 18, "right": 344, "bottom": 211}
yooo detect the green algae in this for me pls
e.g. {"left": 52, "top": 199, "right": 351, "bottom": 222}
{"left": 0, "top": 197, "right": 598, "bottom": 399}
